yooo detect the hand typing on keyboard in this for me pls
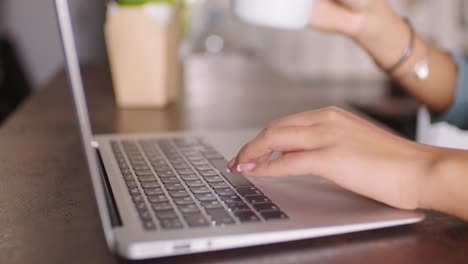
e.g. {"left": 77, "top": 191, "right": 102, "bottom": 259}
{"left": 228, "top": 107, "right": 452, "bottom": 214}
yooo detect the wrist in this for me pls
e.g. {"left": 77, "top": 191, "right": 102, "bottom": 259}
{"left": 417, "top": 148, "right": 466, "bottom": 210}
{"left": 417, "top": 147, "right": 444, "bottom": 210}
{"left": 417, "top": 147, "right": 468, "bottom": 221}
{"left": 350, "top": 4, "right": 410, "bottom": 70}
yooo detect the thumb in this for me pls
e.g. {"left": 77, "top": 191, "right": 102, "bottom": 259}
{"left": 337, "top": 0, "right": 373, "bottom": 11}
{"left": 309, "top": 0, "right": 365, "bottom": 35}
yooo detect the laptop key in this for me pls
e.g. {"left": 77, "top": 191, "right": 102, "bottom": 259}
{"left": 201, "top": 201, "right": 223, "bottom": 209}
{"left": 195, "top": 193, "right": 217, "bottom": 202}
{"left": 139, "top": 210, "right": 153, "bottom": 220}
{"left": 155, "top": 210, "right": 178, "bottom": 219}
{"left": 173, "top": 164, "right": 190, "bottom": 170}
{"left": 135, "top": 170, "right": 153, "bottom": 177}
{"left": 133, "top": 165, "right": 150, "bottom": 171}
{"left": 138, "top": 176, "right": 157, "bottom": 182}
{"left": 129, "top": 157, "right": 144, "bottom": 163}
{"left": 234, "top": 211, "right": 260, "bottom": 223}
{"left": 236, "top": 186, "right": 263, "bottom": 197}
{"left": 164, "top": 183, "right": 185, "bottom": 191}
{"left": 209, "top": 182, "right": 230, "bottom": 189}
{"left": 144, "top": 188, "right": 164, "bottom": 196}
{"left": 128, "top": 187, "right": 140, "bottom": 195}
{"left": 179, "top": 204, "right": 200, "bottom": 214}
{"left": 180, "top": 175, "right": 199, "bottom": 181}
{"left": 190, "top": 186, "right": 211, "bottom": 194}
{"left": 199, "top": 170, "right": 219, "bottom": 177}
{"left": 228, "top": 203, "right": 251, "bottom": 213}
{"left": 158, "top": 171, "right": 176, "bottom": 178}
{"left": 204, "top": 176, "right": 224, "bottom": 183}
{"left": 152, "top": 160, "right": 169, "bottom": 166}
{"left": 203, "top": 152, "right": 224, "bottom": 160}
{"left": 143, "top": 220, "right": 157, "bottom": 231}
{"left": 205, "top": 208, "right": 235, "bottom": 225}
{"left": 141, "top": 182, "right": 160, "bottom": 188}
{"left": 181, "top": 150, "right": 199, "bottom": 157}
{"left": 152, "top": 203, "right": 173, "bottom": 211}
{"left": 252, "top": 203, "right": 280, "bottom": 212}
{"left": 245, "top": 195, "right": 271, "bottom": 204}
{"left": 209, "top": 159, "right": 254, "bottom": 188}
{"left": 150, "top": 158, "right": 166, "bottom": 163}
{"left": 183, "top": 213, "right": 210, "bottom": 227}
{"left": 191, "top": 160, "right": 209, "bottom": 166}
{"left": 260, "top": 211, "right": 288, "bottom": 220}
{"left": 154, "top": 166, "right": 171, "bottom": 173}
{"left": 174, "top": 197, "right": 195, "bottom": 205}
{"left": 169, "top": 190, "right": 190, "bottom": 198}
{"left": 122, "top": 174, "right": 134, "bottom": 182}
{"left": 160, "top": 177, "right": 181, "bottom": 184}
{"left": 132, "top": 195, "right": 144, "bottom": 203}
{"left": 160, "top": 218, "right": 184, "bottom": 229}
{"left": 118, "top": 162, "right": 129, "bottom": 169}
{"left": 220, "top": 195, "right": 242, "bottom": 204}
{"left": 177, "top": 169, "right": 195, "bottom": 175}
{"left": 185, "top": 180, "right": 205, "bottom": 188}
{"left": 194, "top": 165, "right": 212, "bottom": 171}
{"left": 167, "top": 155, "right": 182, "bottom": 162}
{"left": 150, "top": 160, "right": 165, "bottom": 166}
{"left": 121, "top": 168, "right": 132, "bottom": 175}
{"left": 188, "top": 157, "right": 205, "bottom": 163}
{"left": 214, "top": 188, "right": 235, "bottom": 196}
{"left": 147, "top": 195, "right": 169, "bottom": 203}
{"left": 135, "top": 202, "right": 147, "bottom": 211}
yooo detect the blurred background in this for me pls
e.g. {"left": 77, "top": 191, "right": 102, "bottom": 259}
{"left": 1, "top": 0, "right": 468, "bottom": 131}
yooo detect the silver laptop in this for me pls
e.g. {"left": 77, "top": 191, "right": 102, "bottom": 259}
{"left": 55, "top": 0, "right": 424, "bottom": 259}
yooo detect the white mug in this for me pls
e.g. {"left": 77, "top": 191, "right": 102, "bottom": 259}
{"left": 234, "top": 0, "right": 315, "bottom": 30}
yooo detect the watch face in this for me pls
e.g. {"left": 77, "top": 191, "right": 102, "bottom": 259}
{"left": 414, "top": 60, "right": 429, "bottom": 80}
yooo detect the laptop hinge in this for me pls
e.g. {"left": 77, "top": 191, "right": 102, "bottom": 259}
{"left": 95, "top": 148, "right": 123, "bottom": 227}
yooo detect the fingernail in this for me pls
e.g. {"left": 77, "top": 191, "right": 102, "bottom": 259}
{"left": 236, "top": 163, "right": 256, "bottom": 173}
{"left": 227, "top": 157, "right": 237, "bottom": 173}
{"left": 227, "top": 157, "right": 237, "bottom": 170}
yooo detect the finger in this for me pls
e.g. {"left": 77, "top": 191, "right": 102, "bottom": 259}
{"left": 269, "top": 107, "right": 347, "bottom": 129}
{"left": 309, "top": 0, "right": 366, "bottom": 36}
{"left": 241, "top": 150, "right": 331, "bottom": 177}
{"left": 337, "top": 0, "right": 372, "bottom": 11}
{"left": 235, "top": 125, "right": 333, "bottom": 165}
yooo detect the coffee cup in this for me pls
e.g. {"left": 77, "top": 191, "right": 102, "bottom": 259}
{"left": 234, "top": 0, "right": 315, "bottom": 30}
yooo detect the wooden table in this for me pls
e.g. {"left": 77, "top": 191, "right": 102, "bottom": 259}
{"left": 1, "top": 55, "right": 467, "bottom": 264}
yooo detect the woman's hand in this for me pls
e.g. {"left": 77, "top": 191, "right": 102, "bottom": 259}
{"left": 228, "top": 107, "right": 438, "bottom": 210}
{"left": 309, "top": 0, "right": 377, "bottom": 37}
{"left": 308, "top": 1, "right": 459, "bottom": 113}
{"left": 309, "top": 0, "right": 415, "bottom": 79}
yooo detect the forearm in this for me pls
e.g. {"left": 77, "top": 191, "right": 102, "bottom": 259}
{"left": 420, "top": 148, "right": 468, "bottom": 221}
{"left": 353, "top": 3, "right": 458, "bottom": 113}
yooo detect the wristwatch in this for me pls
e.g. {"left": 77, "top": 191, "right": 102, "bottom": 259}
{"left": 384, "top": 17, "right": 431, "bottom": 81}
{"left": 412, "top": 46, "right": 430, "bottom": 80}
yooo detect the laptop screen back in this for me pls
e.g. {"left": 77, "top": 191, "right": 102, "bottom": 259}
{"left": 54, "top": 0, "right": 115, "bottom": 248}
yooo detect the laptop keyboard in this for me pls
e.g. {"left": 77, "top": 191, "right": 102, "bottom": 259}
{"left": 110, "top": 138, "right": 288, "bottom": 231}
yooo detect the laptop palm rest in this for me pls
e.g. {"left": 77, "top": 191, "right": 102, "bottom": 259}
{"left": 250, "top": 175, "right": 423, "bottom": 227}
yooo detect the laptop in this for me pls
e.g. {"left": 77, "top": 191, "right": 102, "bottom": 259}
{"left": 54, "top": 0, "right": 424, "bottom": 259}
